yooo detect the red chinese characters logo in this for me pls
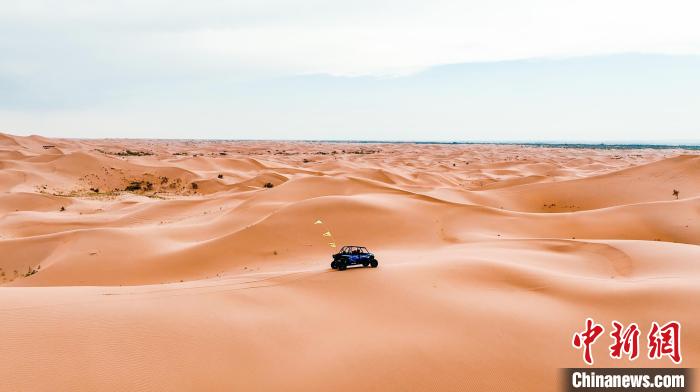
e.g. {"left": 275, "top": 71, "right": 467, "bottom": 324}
{"left": 572, "top": 318, "right": 604, "bottom": 365}
{"left": 609, "top": 320, "right": 640, "bottom": 360}
{"left": 648, "top": 321, "right": 682, "bottom": 364}
{"left": 572, "top": 319, "right": 681, "bottom": 365}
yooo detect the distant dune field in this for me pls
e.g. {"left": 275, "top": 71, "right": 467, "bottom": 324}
{"left": 1, "top": 132, "right": 698, "bottom": 391}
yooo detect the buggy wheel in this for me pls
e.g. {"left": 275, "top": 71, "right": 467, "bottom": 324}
{"left": 331, "top": 260, "right": 337, "bottom": 269}
{"left": 370, "top": 259, "right": 378, "bottom": 268}
{"left": 362, "top": 262, "right": 369, "bottom": 267}
{"left": 338, "top": 261, "right": 347, "bottom": 271}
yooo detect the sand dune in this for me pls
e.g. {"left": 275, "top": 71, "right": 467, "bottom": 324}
{"left": 481, "top": 155, "right": 700, "bottom": 212}
{"left": 0, "top": 132, "right": 697, "bottom": 391}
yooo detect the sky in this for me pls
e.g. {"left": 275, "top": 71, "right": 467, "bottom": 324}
{"left": 1, "top": 0, "right": 700, "bottom": 142}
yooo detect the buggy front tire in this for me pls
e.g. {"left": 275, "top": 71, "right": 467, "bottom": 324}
{"left": 370, "top": 259, "right": 378, "bottom": 268}
{"left": 331, "top": 260, "right": 337, "bottom": 269}
{"left": 338, "top": 261, "right": 347, "bottom": 271}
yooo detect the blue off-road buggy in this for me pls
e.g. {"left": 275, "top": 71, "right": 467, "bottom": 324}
{"left": 330, "top": 246, "right": 379, "bottom": 271}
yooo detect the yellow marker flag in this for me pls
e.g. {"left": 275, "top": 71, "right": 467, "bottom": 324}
{"left": 328, "top": 242, "right": 336, "bottom": 248}
{"left": 322, "top": 231, "right": 332, "bottom": 237}
{"left": 314, "top": 220, "right": 323, "bottom": 225}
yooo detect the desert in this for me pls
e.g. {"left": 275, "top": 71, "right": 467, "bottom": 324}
{"left": 0, "top": 132, "right": 698, "bottom": 391}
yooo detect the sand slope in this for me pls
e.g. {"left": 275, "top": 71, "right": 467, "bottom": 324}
{"left": 0, "top": 132, "right": 698, "bottom": 391}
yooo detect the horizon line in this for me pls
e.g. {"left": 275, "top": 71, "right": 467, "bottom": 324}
{"left": 5, "top": 132, "right": 700, "bottom": 149}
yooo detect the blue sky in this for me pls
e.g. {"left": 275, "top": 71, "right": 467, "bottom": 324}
{"left": 2, "top": 1, "right": 700, "bottom": 141}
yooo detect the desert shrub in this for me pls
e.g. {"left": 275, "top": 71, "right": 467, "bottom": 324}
{"left": 123, "top": 180, "right": 153, "bottom": 192}
{"left": 116, "top": 150, "right": 153, "bottom": 156}
{"left": 191, "top": 182, "right": 199, "bottom": 190}
{"left": 263, "top": 182, "right": 274, "bottom": 188}
{"left": 125, "top": 181, "right": 142, "bottom": 191}
{"left": 217, "top": 174, "right": 224, "bottom": 179}
{"left": 60, "top": 206, "right": 65, "bottom": 211}
{"left": 24, "top": 266, "right": 38, "bottom": 277}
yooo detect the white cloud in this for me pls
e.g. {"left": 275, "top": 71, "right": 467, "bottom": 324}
{"left": 2, "top": 0, "right": 700, "bottom": 141}
{"left": 2, "top": 0, "right": 700, "bottom": 79}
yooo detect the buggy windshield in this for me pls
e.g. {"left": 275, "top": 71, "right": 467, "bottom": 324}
{"left": 340, "top": 246, "right": 369, "bottom": 254}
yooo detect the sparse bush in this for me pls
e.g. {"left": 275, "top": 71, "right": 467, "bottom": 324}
{"left": 125, "top": 181, "right": 142, "bottom": 191}
{"left": 217, "top": 174, "right": 224, "bottom": 179}
{"left": 116, "top": 150, "right": 153, "bottom": 156}
{"left": 60, "top": 206, "right": 65, "bottom": 211}
{"left": 191, "top": 182, "right": 199, "bottom": 190}
{"left": 263, "top": 182, "right": 274, "bottom": 188}
{"left": 90, "top": 187, "right": 99, "bottom": 193}
{"left": 673, "top": 189, "right": 679, "bottom": 199}
{"left": 123, "top": 180, "right": 153, "bottom": 192}
{"left": 24, "top": 266, "right": 38, "bottom": 277}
